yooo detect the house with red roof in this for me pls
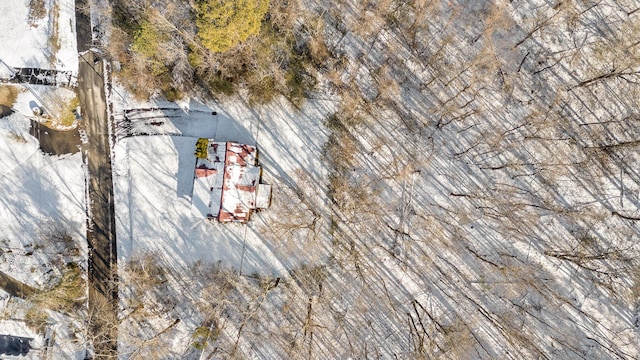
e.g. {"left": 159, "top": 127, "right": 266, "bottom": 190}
{"left": 191, "top": 139, "right": 271, "bottom": 223}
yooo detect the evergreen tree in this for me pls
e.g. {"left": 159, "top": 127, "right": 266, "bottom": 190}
{"left": 195, "top": 0, "right": 270, "bottom": 53}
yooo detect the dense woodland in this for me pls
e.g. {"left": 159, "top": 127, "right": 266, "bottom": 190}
{"left": 87, "top": 0, "right": 640, "bottom": 358}
{"left": 106, "top": 0, "right": 318, "bottom": 103}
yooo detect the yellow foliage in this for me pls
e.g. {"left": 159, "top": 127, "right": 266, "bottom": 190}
{"left": 196, "top": 0, "right": 270, "bottom": 53}
{"left": 195, "top": 138, "right": 209, "bottom": 159}
{"left": 133, "top": 20, "right": 164, "bottom": 58}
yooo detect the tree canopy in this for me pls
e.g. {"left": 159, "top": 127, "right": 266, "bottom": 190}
{"left": 195, "top": 0, "right": 270, "bottom": 53}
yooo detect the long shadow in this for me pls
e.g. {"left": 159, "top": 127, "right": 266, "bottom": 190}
{"left": 0, "top": 335, "right": 32, "bottom": 357}
{"left": 0, "top": 271, "right": 37, "bottom": 299}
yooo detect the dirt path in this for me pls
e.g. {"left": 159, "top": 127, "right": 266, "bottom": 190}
{"left": 75, "top": 1, "right": 119, "bottom": 356}
{"left": 75, "top": 0, "right": 92, "bottom": 53}
{"left": 78, "top": 50, "right": 118, "bottom": 358}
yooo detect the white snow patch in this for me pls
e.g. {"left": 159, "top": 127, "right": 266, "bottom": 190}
{"left": 0, "top": 0, "right": 78, "bottom": 73}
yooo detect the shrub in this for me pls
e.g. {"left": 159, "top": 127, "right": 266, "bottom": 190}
{"left": 284, "top": 53, "right": 317, "bottom": 103}
{"left": 195, "top": 138, "right": 209, "bottom": 159}
{"left": 161, "top": 84, "right": 183, "bottom": 102}
{"left": 132, "top": 20, "right": 164, "bottom": 58}
{"left": 25, "top": 308, "right": 49, "bottom": 333}
{"left": 191, "top": 324, "right": 216, "bottom": 350}
{"left": 247, "top": 76, "right": 278, "bottom": 104}
{"left": 40, "top": 263, "right": 84, "bottom": 312}
{"left": 207, "top": 73, "right": 235, "bottom": 96}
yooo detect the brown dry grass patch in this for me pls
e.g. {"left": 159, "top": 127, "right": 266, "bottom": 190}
{"left": 0, "top": 85, "right": 19, "bottom": 107}
{"left": 28, "top": 0, "right": 47, "bottom": 27}
{"left": 59, "top": 96, "right": 80, "bottom": 127}
{"left": 49, "top": 3, "right": 61, "bottom": 64}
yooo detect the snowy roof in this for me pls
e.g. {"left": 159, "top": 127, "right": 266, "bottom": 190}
{"left": 255, "top": 184, "right": 272, "bottom": 209}
{"left": 191, "top": 140, "right": 270, "bottom": 223}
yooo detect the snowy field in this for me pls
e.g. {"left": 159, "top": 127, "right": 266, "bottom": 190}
{"left": 0, "top": 111, "right": 87, "bottom": 358}
{"left": 0, "top": 0, "right": 79, "bottom": 129}
{"left": 0, "top": 0, "right": 87, "bottom": 358}
{"left": 0, "top": 0, "right": 78, "bottom": 75}
{"left": 0, "top": 112, "right": 86, "bottom": 287}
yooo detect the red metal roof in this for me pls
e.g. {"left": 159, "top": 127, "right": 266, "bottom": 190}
{"left": 192, "top": 140, "right": 269, "bottom": 223}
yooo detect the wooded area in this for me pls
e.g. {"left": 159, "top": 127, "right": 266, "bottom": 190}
{"left": 97, "top": 0, "right": 640, "bottom": 358}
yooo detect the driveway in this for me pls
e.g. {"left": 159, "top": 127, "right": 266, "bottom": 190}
{"left": 77, "top": 50, "right": 118, "bottom": 358}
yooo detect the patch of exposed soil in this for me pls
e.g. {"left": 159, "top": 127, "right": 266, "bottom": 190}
{"left": 0, "top": 105, "right": 13, "bottom": 118}
{"left": 29, "top": 119, "right": 81, "bottom": 155}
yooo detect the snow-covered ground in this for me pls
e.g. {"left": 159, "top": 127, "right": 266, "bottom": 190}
{"left": 2, "top": 0, "right": 639, "bottom": 358}
{"left": 113, "top": 0, "right": 640, "bottom": 358}
{"left": 0, "top": 0, "right": 79, "bottom": 128}
{"left": 7, "top": 84, "right": 78, "bottom": 129}
{"left": 0, "top": 112, "right": 86, "bottom": 287}
{"left": 0, "top": 111, "right": 87, "bottom": 358}
{"left": 0, "top": 0, "right": 87, "bottom": 358}
{"left": 111, "top": 89, "right": 336, "bottom": 356}
{"left": 113, "top": 96, "right": 334, "bottom": 276}
{"left": 0, "top": 0, "right": 78, "bottom": 75}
